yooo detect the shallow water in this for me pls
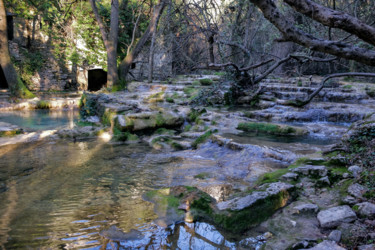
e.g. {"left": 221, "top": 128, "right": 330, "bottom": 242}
{"left": 0, "top": 140, "right": 268, "bottom": 249}
{"left": 0, "top": 110, "right": 79, "bottom": 131}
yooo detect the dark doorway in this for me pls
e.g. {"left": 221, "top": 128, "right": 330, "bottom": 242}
{"left": 0, "top": 66, "right": 9, "bottom": 89}
{"left": 7, "top": 15, "right": 13, "bottom": 40}
{"left": 88, "top": 69, "right": 107, "bottom": 91}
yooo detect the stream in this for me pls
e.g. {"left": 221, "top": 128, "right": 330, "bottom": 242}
{"left": 0, "top": 109, "right": 348, "bottom": 249}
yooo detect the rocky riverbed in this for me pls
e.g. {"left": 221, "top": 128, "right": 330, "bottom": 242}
{"left": 1, "top": 75, "right": 375, "bottom": 249}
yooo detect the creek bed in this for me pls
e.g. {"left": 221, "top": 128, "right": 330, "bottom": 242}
{"left": 0, "top": 140, "right": 270, "bottom": 249}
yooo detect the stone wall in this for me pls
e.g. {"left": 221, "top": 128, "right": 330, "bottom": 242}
{"left": 129, "top": 35, "right": 173, "bottom": 81}
{"left": 8, "top": 15, "right": 86, "bottom": 91}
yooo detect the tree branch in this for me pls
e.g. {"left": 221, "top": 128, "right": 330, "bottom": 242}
{"left": 286, "top": 72, "right": 375, "bottom": 107}
{"left": 284, "top": 0, "right": 375, "bottom": 46}
{"left": 249, "top": 0, "right": 375, "bottom": 66}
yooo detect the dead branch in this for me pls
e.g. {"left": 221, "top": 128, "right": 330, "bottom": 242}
{"left": 286, "top": 72, "right": 375, "bottom": 107}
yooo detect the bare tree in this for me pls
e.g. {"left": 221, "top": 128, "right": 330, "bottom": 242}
{"left": 119, "top": 0, "right": 168, "bottom": 80}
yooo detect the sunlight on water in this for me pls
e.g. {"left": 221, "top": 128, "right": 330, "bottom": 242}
{"left": 0, "top": 140, "right": 267, "bottom": 249}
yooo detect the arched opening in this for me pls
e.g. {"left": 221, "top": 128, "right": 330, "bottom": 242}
{"left": 0, "top": 66, "right": 9, "bottom": 89}
{"left": 6, "top": 14, "right": 14, "bottom": 40}
{"left": 88, "top": 69, "right": 107, "bottom": 91}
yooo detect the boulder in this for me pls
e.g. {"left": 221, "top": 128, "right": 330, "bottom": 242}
{"left": 292, "top": 165, "right": 328, "bottom": 177}
{"left": 317, "top": 176, "right": 330, "bottom": 187}
{"left": 317, "top": 205, "right": 357, "bottom": 228}
{"left": 281, "top": 172, "right": 299, "bottom": 181}
{"left": 306, "top": 240, "right": 345, "bottom": 250}
{"left": 292, "top": 203, "right": 319, "bottom": 215}
{"left": 348, "top": 165, "right": 363, "bottom": 178}
{"left": 358, "top": 244, "right": 375, "bottom": 250}
{"left": 0, "top": 122, "right": 22, "bottom": 136}
{"left": 328, "top": 230, "right": 342, "bottom": 243}
{"left": 214, "top": 182, "right": 296, "bottom": 232}
{"left": 348, "top": 183, "right": 369, "bottom": 199}
{"left": 341, "top": 196, "right": 357, "bottom": 205}
{"left": 116, "top": 111, "right": 184, "bottom": 132}
{"left": 356, "top": 202, "right": 375, "bottom": 218}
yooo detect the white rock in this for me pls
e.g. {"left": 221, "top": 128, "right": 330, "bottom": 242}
{"left": 348, "top": 165, "right": 363, "bottom": 178}
{"left": 293, "top": 203, "right": 319, "bottom": 215}
{"left": 356, "top": 202, "right": 375, "bottom": 218}
{"left": 348, "top": 183, "right": 369, "bottom": 199}
{"left": 306, "top": 240, "right": 345, "bottom": 250}
{"left": 317, "top": 205, "right": 357, "bottom": 228}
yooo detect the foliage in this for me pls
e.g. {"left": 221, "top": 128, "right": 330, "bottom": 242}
{"left": 36, "top": 100, "right": 50, "bottom": 109}
{"left": 199, "top": 78, "right": 213, "bottom": 86}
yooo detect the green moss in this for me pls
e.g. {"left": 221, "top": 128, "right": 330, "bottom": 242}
{"left": 211, "top": 120, "right": 217, "bottom": 125}
{"left": 184, "top": 87, "right": 199, "bottom": 96}
{"left": 0, "top": 130, "right": 22, "bottom": 137}
{"left": 36, "top": 100, "right": 51, "bottom": 109}
{"left": 111, "top": 79, "right": 127, "bottom": 92}
{"left": 79, "top": 93, "right": 97, "bottom": 118}
{"left": 213, "top": 189, "right": 295, "bottom": 233}
{"left": 184, "top": 124, "right": 192, "bottom": 132}
{"left": 188, "top": 108, "right": 206, "bottom": 122}
{"left": 102, "top": 110, "right": 116, "bottom": 126}
{"left": 151, "top": 136, "right": 171, "bottom": 144}
{"left": 113, "top": 128, "right": 138, "bottom": 141}
{"left": 338, "top": 179, "right": 354, "bottom": 198}
{"left": 237, "top": 122, "right": 305, "bottom": 136}
{"left": 9, "top": 77, "right": 35, "bottom": 99}
{"left": 194, "top": 172, "right": 210, "bottom": 179}
{"left": 145, "top": 189, "right": 181, "bottom": 209}
{"left": 155, "top": 113, "right": 166, "bottom": 127}
{"left": 255, "top": 158, "right": 313, "bottom": 186}
{"left": 76, "top": 121, "right": 97, "bottom": 127}
{"left": 171, "top": 142, "right": 184, "bottom": 151}
{"left": 343, "top": 85, "right": 353, "bottom": 89}
{"left": 199, "top": 78, "right": 213, "bottom": 86}
{"left": 165, "top": 97, "right": 174, "bottom": 103}
{"left": 155, "top": 128, "right": 175, "bottom": 135}
{"left": 191, "top": 130, "right": 216, "bottom": 149}
{"left": 214, "top": 72, "right": 225, "bottom": 76}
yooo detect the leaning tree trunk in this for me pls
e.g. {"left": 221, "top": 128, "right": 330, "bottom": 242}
{"left": 90, "top": 0, "right": 119, "bottom": 88}
{"left": 0, "top": 0, "right": 34, "bottom": 98}
{"left": 119, "top": 0, "right": 167, "bottom": 80}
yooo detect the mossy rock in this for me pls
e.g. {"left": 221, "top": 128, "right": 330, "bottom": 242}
{"left": 237, "top": 122, "right": 308, "bottom": 136}
{"left": 35, "top": 100, "right": 51, "bottom": 109}
{"left": 115, "top": 112, "right": 184, "bottom": 132}
{"left": 199, "top": 78, "right": 213, "bottom": 86}
{"left": 0, "top": 122, "right": 23, "bottom": 137}
{"left": 144, "top": 183, "right": 297, "bottom": 234}
{"left": 143, "top": 186, "right": 215, "bottom": 223}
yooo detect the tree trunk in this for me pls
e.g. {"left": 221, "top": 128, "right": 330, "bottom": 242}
{"left": 208, "top": 34, "right": 215, "bottom": 64}
{"left": 90, "top": 0, "right": 119, "bottom": 88}
{"left": 148, "top": 27, "right": 157, "bottom": 82}
{"left": 119, "top": 0, "right": 167, "bottom": 80}
{"left": 0, "top": 0, "right": 33, "bottom": 98}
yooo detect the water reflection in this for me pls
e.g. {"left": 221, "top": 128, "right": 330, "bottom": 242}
{"left": 0, "top": 109, "right": 79, "bottom": 131}
{"left": 0, "top": 140, "right": 269, "bottom": 249}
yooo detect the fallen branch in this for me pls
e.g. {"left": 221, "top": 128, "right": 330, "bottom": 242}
{"left": 207, "top": 59, "right": 274, "bottom": 73}
{"left": 286, "top": 72, "right": 375, "bottom": 107}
